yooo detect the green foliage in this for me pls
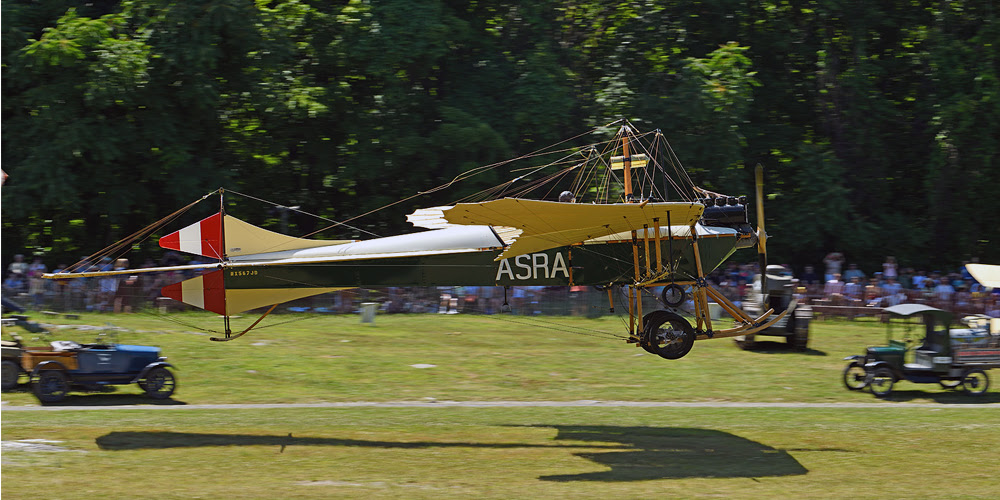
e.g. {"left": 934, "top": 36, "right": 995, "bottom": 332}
{"left": 2, "top": 0, "right": 998, "bottom": 273}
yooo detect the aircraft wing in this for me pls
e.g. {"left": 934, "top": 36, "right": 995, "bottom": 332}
{"left": 438, "top": 198, "right": 705, "bottom": 260}
{"left": 966, "top": 263, "right": 1000, "bottom": 288}
{"left": 408, "top": 205, "right": 522, "bottom": 245}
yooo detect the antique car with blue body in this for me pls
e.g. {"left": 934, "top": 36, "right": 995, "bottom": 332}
{"left": 21, "top": 340, "right": 176, "bottom": 403}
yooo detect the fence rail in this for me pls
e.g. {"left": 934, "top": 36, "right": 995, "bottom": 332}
{"left": 4, "top": 277, "right": 997, "bottom": 319}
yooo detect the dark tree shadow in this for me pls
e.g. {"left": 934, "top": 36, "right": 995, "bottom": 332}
{"left": 96, "top": 425, "right": 813, "bottom": 481}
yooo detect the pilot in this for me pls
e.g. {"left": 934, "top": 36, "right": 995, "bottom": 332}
{"left": 559, "top": 190, "right": 576, "bottom": 203}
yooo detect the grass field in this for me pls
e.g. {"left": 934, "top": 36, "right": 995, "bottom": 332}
{"left": 3, "top": 311, "right": 999, "bottom": 499}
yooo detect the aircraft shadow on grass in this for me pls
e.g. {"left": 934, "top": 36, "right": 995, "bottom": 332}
{"left": 734, "top": 339, "right": 828, "bottom": 356}
{"left": 95, "top": 425, "right": 812, "bottom": 481}
{"left": 531, "top": 426, "right": 811, "bottom": 481}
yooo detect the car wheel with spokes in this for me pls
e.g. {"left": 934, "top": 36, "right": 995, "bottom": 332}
{"left": 960, "top": 368, "right": 989, "bottom": 396}
{"left": 842, "top": 362, "right": 868, "bottom": 391}
{"left": 868, "top": 367, "right": 895, "bottom": 398}
{"left": 33, "top": 370, "right": 69, "bottom": 403}
{"left": 139, "top": 367, "right": 176, "bottom": 399}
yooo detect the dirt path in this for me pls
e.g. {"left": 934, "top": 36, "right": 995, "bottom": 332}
{"left": 3, "top": 399, "right": 998, "bottom": 411}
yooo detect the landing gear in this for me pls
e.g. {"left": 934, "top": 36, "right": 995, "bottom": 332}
{"left": 641, "top": 311, "right": 695, "bottom": 360}
{"left": 660, "top": 284, "right": 687, "bottom": 308}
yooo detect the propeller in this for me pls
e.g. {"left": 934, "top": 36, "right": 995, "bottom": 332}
{"left": 754, "top": 164, "right": 768, "bottom": 296}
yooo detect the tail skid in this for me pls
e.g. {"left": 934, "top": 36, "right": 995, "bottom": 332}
{"left": 210, "top": 304, "right": 278, "bottom": 342}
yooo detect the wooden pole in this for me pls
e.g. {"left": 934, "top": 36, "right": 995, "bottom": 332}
{"left": 622, "top": 130, "right": 633, "bottom": 202}
{"left": 653, "top": 218, "right": 663, "bottom": 274}
{"left": 631, "top": 230, "right": 642, "bottom": 332}
{"left": 690, "top": 225, "right": 713, "bottom": 333}
{"left": 643, "top": 224, "right": 652, "bottom": 276}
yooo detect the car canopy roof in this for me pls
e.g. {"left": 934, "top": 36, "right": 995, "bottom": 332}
{"left": 884, "top": 304, "right": 953, "bottom": 323}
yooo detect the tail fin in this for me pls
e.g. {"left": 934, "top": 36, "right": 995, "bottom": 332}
{"left": 159, "top": 212, "right": 350, "bottom": 259}
{"left": 161, "top": 270, "right": 227, "bottom": 315}
{"left": 159, "top": 213, "right": 224, "bottom": 259}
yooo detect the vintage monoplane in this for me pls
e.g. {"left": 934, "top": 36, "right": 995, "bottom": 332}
{"left": 44, "top": 121, "right": 788, "bottom": 359}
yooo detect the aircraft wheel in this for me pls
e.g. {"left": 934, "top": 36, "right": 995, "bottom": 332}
{"left": 842, "top": 362, "right": 868, "bottom": 391}
{"left": 140, "top": 367, "right": 176, "bottom": 399}
{"left": 33, "top": 370, "right": 69, "bottom": 403}
{"left": 960, "top": 368, "right": 989, "bottom": 396}
{"left": 641, "top": 311, "right": 695, "bottom": 360}
{"left": 2, "top": 359, "right": 20, "bottom": 391}
{"left": 660, "top": 284, "right": 686, "bottom": 308}
{"left": 868, "top": 367, "right": 895, "bottom": 398}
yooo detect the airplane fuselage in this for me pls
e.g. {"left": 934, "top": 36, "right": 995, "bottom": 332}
{"left": 221, "top": 229, "right": 743, "bottom": 291}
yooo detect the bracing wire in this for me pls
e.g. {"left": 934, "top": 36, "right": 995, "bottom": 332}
{"left": 64, "top": 189, "right": 221, "bottom": 273}
{"left": 227, "top": 190, "right": 380, "bottom": 238}
{"left": 234, "top": 121, "right": 707, "bottom": 242}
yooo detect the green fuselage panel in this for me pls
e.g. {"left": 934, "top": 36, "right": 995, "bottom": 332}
{"left": 224, "top": 236, "right": 739, "bottom": 290}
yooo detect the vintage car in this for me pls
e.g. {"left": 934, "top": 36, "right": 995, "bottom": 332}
{"left": 20, "top": 339, "right": 176, "bottom": 403}
{"left": 2, "top": 335, "right": 24, "bottom": 391}
{"left": 735, "top": 265, "right": 812, "bottom": 351}
{"left": 843, "top": 304, "right": 999, "bottom": 397}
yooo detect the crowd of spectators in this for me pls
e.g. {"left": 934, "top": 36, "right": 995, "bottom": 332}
{"left": 3, "top": 252, "right": 197, "bottom": 314}
{"left": 706, "top": 255, "right": 999, "bottom": 317}
{"left": 3, "top": 252, "right": 998, "bottom": 318}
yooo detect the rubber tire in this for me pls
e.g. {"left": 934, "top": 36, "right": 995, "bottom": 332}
{"left": 2, "top": 359, "right": 20, "bottom": 391}
{"left": 736, "top": 334, "right": 756, "bottom": 350}
{"left": 842, "top": 362, "right": 868, "bottom": 391}
{"left": 641, "top": 310, "right": 696, "bottom": 360}
{"left": 868, "top": 367, "right": 895, "bottom": 398}
{"left": 139, "top": 367, "right": 176, "bottom": 399}
{"left": 789, "top": 317, "right": 809, "bottom": 351}
{"left": 33, "top": 370, "right": 69, "bottom": 403}
{"left": 660, "top": 284, "right": 687, "bottom": 308}
{"left": 960, "top": 368, "right": 989, "bottom": 396}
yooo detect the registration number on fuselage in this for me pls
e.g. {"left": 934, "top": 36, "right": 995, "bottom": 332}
{"left": 495, "top": 252, "right": 569, "bottom": 282}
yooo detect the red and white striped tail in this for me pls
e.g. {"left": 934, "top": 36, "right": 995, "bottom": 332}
{"left": 159, "top": 213, "right": 224, "bottom": 259}
{"left": 160, "top": 270, "right": 227, "bottom": 315}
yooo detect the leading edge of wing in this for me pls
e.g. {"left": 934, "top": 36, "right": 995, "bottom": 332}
{"left": 439, "top": 198, "right": 705, "bottom": 260}
{"left": 966, "top": 263, "right": 1000, "bottom": 288}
